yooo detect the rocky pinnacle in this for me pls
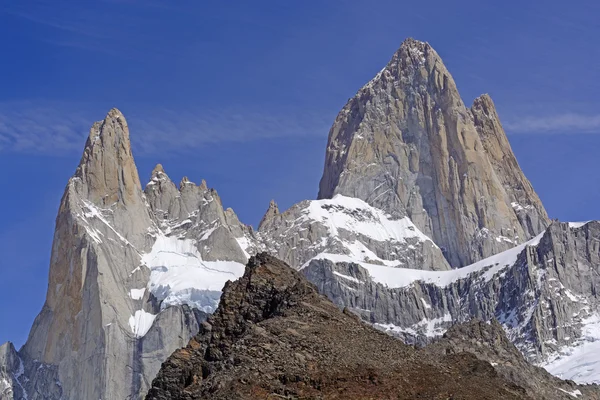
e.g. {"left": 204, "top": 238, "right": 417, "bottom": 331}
{"left": 257, "top": 199, "right": 280, "bottom": 231}
{"left": 317, "top": 38, "right": 549, "bottom": 267}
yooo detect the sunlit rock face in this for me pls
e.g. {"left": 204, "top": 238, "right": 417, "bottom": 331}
{"left": 317, "top": 38, "right": 548, "bottom": 268}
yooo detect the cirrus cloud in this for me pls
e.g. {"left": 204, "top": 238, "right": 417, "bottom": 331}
{"left": 0, "top": 101, "right": 332, "bottom": 156}
{"left": 504, "top": 113, "right": 600, "bottom": 134}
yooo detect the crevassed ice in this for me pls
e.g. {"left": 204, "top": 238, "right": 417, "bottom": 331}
{"left": 141, "top": 234, "right": 245, "bottom": 313}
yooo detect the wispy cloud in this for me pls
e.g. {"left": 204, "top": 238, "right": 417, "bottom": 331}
{"left": 0, "top": 102, "right": 331, "bottom": 156}
{"left": 0, "top": 102, "right": 92, "bottom": 154}
{"left": 1, "top": 1, "right": 190, "bottom": 59}
{"left": 130, "top": 108, "right": 331, "bottom": 156}
{"left": 504, "top": 113, "right": 600, "bottom": 134}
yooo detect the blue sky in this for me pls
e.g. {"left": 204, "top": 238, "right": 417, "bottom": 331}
{"left": 0, "top": 0, "right": 599, "bottom": 347}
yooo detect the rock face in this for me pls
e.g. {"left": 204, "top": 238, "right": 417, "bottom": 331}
{"left": 146, "top": 253, "right": 597, "bottom": 400}
{"left": 257, "top": 199, "right": 279, "bottom": 231}
{"left": 19, "top": 108, "right": 158, "bottom": 400}
{"left": 303, "top": 221, "right": 600, "bottom": 372}
{"left": 256, "top": 195, "right": 450, "bottom": 271}
{"left": 0, "top": 343, "right": 25, "bottom": 400}
{"left": 317, "top": 38, "right": 549, "bottom": 267}
{"left": 470, "top": 94, "right": 548, "bottom": 237}
{"left": 144, "top": 164, "right": 251, "bottom": 264}
{"left": 0, "top": 109, "right": 252, "bottom": 400}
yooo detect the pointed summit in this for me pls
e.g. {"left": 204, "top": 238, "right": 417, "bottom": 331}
{"left": 147, "top": 163, "right": 174, "bottom": 190}
{"left": 395, "top": 37, "right": 431, "bottom": 61}
{"left": 318, "top": 38, "right": 548, "bottom": 267}
{"left": 258, "top": 199, "right": 280, "bottom": 231}
{"left": 21, "top": 108, "right": 155, "bottom": 399}
{"left": 180, "top": 176, "right": 198, "bottom": 189}
{"left": 72, "top": 108, "right": 143, "bottom": 208}
{"left": 152, "top": 163, "right": 165, "bottom": 175}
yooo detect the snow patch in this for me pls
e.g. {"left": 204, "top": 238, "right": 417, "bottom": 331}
{"left": 332, "top": 271, "right": 363, "bottom": 284}
{"left": 420, "top": 298, "right": 432, "bottom": 309}
{"left": 375, "top": 313, "right": 452, "bottom": 338}
{"left": 558, "top": 388, "right": 582, "bottom": 398}
{"left": 569, "top": 221, "right": 591, "bottom": 229}
{"left": 302, "top": 195, "right": 435, "bottom": 245}
{"left": 129, "top": 310, "right": 156, "bottom": 338}
{"left": 129, "top": 288, "right": 145, "bottom": 300}
{"left": 234, "top": 235, "right": 253, "bottom": 259}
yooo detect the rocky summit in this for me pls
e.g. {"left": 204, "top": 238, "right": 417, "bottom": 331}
{"left": 317, "top": 38, "right": 548, "bottom": 267}
{"left": 1, "top": 38, "right": 599, "bottom": 400}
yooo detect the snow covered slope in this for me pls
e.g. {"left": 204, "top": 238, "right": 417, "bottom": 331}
{"left": 303, "top": 229, "right": 544, "bottom": 288}
{"left": 542, "top": 314, "right": 600, "bottom": 384}
{"left": 256, "top": 194, "right": 450, "bottom": 271}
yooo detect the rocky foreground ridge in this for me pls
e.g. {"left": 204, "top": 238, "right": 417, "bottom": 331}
{"left": 145, "top": 253, "right": 597, "bottom": 400}
{"left": 1, "top": 38, "right": 599, "bottom": 399}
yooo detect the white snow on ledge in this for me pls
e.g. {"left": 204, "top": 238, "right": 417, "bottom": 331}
{"left": 568, "top": 221, "right": 591, "bottom": 229}
{"left": 558, "top": 388, "right": 582, "bottom": 398}
{"left": 375, "top": 313, "right": 452, "bottom": 338}
{"left": 304, "top": 230, "right": 544, "bottom": 289}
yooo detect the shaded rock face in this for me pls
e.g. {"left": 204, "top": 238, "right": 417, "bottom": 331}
{"left": 303, "top": 221, "right": 600, "bottom": 368}
{"left": 317, "top": 38, "right": 549, "bottom": 267}
{"left": 0, "top": 343, "right": 26, "bottom": 400}
{"left": 144, "top": 165, "right": 250, "bottom": 264}
{"left": 146, "top": 253, "right": 564, "bottom": 400}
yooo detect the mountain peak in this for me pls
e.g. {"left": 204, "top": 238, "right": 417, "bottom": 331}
{"left": 106, "top": 106, "right": 126, "bottom": 120}
{"left": 152, "top": 163, "right": 165, "bottom": 175}
{"left": 318, "top": 39, "right": 548, "bottom": 267}
{"left": 73, "top": 108, "right": 143, "bottom": 208}
{"left": 85, "top": 108, "right": 129, "bottom": 146}
{"left": 398, "top": 37, "right": 430, "bottom": 53}
{"left": 257, "top": 199, "right": 280, "bottom": 231}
